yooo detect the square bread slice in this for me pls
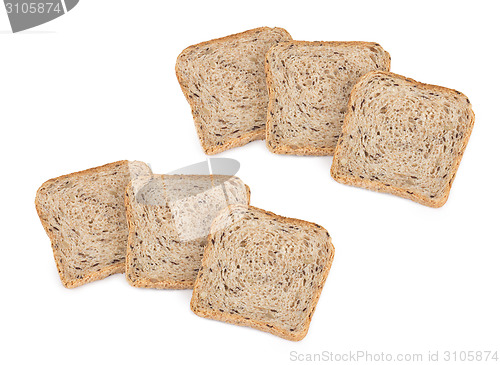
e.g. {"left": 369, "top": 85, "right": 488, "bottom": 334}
{"left": 265, "top": 41, "right": 391, "bottom": 155}
{"left": 331, "top": 71, "right": 475, "bottom": 207}
{"left": 35, "top": 160, "right": 152, "bottom": 288}
{"left": 191, "top": 205, "right": 335, "bottom": 341}
{"left": 176, "top": 27, "right": 292, "bottom": 155}
{"left": 124, "top": 175, "right": 250, "bottom": 289}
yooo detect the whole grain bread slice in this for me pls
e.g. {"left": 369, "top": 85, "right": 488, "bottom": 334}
{"left": 125, "top": 175, "right": 250, "bottom": 289}
{"left": 265, "top": 41, "right": 391, "bottom": 155}
{"left": 331, "top": 71, "right": 475, "bottom": 207}
{"left": 191, "top": 205, "right": 335, "bottom": 341}
{"left": 176, "top": 27, "right": 292, "bottom": 155}
{"left": 35, "top": 160, "right": 152, "bottom": 288}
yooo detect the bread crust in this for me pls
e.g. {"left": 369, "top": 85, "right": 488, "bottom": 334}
{"left": 330, "top": 71, "right": 475, "bottom": 208}
{"left": 190, "top": 205, "right": 335, "bottom": 341}
{"left": 35, "top": 161, "right": 147, "bottom": 288}
{"left": 175, "top": 27, "right": 292, "bottom": 155}
{"left": 124, "top": 176, "right": 251, "bottom": 289}
{"left": 265, "top": 41, "right": 391, "bottom": 156}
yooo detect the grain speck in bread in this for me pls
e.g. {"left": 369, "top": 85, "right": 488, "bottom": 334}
{"left": 331, "top": 71, "right": 475, "bottom": 207}
{"left": 266, "top": 41, "right": 391, "bottom": 155}
{"left": 176, "top": 27, "right": 292, "bottom": 155}
{"left": 191, "top": 205, "right": 334, "bottom": 341}
{"left": 125, "top": 175, "right": 250, "bottom": 289}
{"left": 35, "top": 161, "right": 152, "bottom": 288}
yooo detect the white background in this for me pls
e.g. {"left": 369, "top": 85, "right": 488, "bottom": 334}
{"left": 1, "top": 1, "right": 498, "bottom": 364}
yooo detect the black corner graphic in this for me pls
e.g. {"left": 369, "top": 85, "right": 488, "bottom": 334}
{"left": 4, "top": 0, "right": 79, "bottom": 33}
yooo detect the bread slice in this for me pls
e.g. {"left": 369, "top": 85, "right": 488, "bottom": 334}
{"left": 124, "top": 175, "right": 250, "bottom": 289}
{"left": 331, "top": 71, "right": 475, "bottom": 207}
{"left": 35, "top": 161, "right": 152, "bottom": 288}
{"left": 265, "top": 41, "right": 391, "bottom": 155}
{"left": 191, "top": 205, "right": 334, "bottom": 341}
{"left": 176, "top": 27, "right": 292, "bottom": 155}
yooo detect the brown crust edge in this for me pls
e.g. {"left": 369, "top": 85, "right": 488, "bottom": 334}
{"left": 190, "top": 204, "right": 335, "bottom": 341}
{"left": 175, "top": 27, "right": 292, "bottom": 155}
{"left": 35, "top": 160, "right": 135, "bottom": 288}
{"left": 124, "top": 176, "right": 252, "bottom": 289}
{"left": 265, "top": 41, "right": 391, "bottom": 156}
{"left": 330, "top": 70, "right": 475, "bottom": 208}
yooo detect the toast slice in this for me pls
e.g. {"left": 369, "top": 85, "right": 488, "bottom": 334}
{"left": 125, "top": 175, "right": 250, "bottom": 289}
{"left": 176, "top": 27, "right": 292, "bottom": 155}
{"left": 35, "top": 161, "right": 152, "bottom": 288}
{"left": 266, "top": 41, "right": 391, "bottom": 155}
{"left": 191, "top": 205, "right": 334, "bottom": 341}
{"left": 331, "top": 71, "right": 475, "bottom": 207}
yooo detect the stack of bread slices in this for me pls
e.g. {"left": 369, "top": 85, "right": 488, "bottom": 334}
{"left": 176, "top": 27, "right": 474, "bottom": 208}
{"left": 36, "top": 160, "right": 334, "bottom": 341}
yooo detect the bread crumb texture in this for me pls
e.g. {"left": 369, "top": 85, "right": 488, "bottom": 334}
{"left": 35, "top": 161, "right": 152, "bottom": 288}
{"left": 176, "top": 27, "right": 292, "bottom": 154}
{"left": 266, "top": 41, "right": 390, "bottom": 155}
{"left": 191, "top": 205, "right": 335, "bottom": 341}
{"left": 125, "top": 175, "right": 250, "bottom": 289}
{"left": 331, "top": 71, "right": 475, "bottom": 207}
